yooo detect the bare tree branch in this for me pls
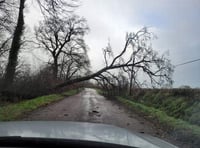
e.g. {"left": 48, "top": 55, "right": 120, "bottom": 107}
{"left": 35, "top": 14, "right": 89, "bottom": 79}
{"left": 55, "top": 28, "right": 174, "bottom": 89}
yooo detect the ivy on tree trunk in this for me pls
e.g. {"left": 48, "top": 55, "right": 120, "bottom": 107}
{"left": 4, "top": 0, "right": 25, "bottom": 87}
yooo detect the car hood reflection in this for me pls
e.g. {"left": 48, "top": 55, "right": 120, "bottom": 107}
{"left": 0, "top": 121, "right": 177, "bottom": 148}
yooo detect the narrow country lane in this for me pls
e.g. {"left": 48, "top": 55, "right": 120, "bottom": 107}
{"left": 23, "top": 88, "right": 184, "bottom": 147}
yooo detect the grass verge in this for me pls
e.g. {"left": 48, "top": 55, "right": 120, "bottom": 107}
{"left": 117, "top": 96, "right": 200, "bottom": 144}
{"left": 0, "top": 89, "right": 79, "bottom": 121}
{"left": 61, "top": 89, "right": 79, "bottom": 96}
{"left": 94, "top": 88, "right": 103, "bottom": 95}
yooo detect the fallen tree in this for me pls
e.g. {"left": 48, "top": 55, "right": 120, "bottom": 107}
{"left": 55, "top": 27, "right": 174, "bottom": 89}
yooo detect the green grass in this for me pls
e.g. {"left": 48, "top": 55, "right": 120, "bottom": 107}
{"left": 117, "top": 96, "right": 200, "bottom": 139}
{"left": 95, "top": 88, "right": 103, "bottom": 95}
{"left": 0, "top": 89, "right": 79, "bottom": 121}
{"left": 130, "top": 89, "right": 200, "bottom": 125}
{"left": 61, "top": 89, "right": 79, "bottom": 96}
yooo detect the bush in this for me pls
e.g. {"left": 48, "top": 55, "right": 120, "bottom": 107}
{"left": 0, "top": 65, "right": 72, "bottom": 102}
{"left": 185, "top": 102, "right": 200, "bottom": 125}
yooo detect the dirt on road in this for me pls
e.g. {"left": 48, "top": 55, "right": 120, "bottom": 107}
{"left": 23, "top": 88, "right": 187, "bottom": 147}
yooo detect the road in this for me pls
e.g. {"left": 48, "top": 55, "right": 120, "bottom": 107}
{"left": 23, "top": 88, "right": 183, "bottom": 147}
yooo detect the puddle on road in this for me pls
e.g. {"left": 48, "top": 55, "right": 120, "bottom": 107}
{"left": 92, "top": 110, "right": 99, "bottom": 113}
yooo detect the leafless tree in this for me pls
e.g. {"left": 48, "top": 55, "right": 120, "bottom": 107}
{"left": 0, "top": 0, "right": 14, "bottom": 32}
{"left": 37, "top": 0, "right": 78, "bottom": 17}
{"left": 0, "top": 1, "right": 14, "bottom": 77}
{"left": 35, "top": 15, "right": 89, "bottom": 79}
{"left": 3, "top": 0, "right": 26, "bottom": 88}
{"left": 2, "top": 0, "right": 79, "bottom": 88}
{"left": 59, "top": 47, "right": 90, "bottom": 80}
{"left": 94, "top": 70, "right": 129, "bottom": 96}
{"left": 55, "top": 27, "right": 174, "bottom": 89}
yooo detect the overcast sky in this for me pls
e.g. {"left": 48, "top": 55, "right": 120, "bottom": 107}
{"left": 26, "top": 0, "right": 200, "bottom": 88}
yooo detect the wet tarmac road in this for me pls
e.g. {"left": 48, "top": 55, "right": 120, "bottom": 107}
{"left": 24, "top": 88, "right": 159, "bottom": 134}
{"left": 23, "top": 88, "right": 186, "bottom": 147}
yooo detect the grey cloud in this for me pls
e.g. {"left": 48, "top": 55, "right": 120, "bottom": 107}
{"left": 25, "top": 0, "right": 200, "bottom": 87}
{"left": 76, "top": 0, "right": 200, "bottom": 87}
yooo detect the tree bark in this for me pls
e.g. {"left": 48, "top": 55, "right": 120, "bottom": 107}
{"left": 3, "top": 0, "right": 25, "bottom": 87}
{"left": 55, "top": 63, "right": 130, "bottom": 89}
{"left": 53, "top": 58, "right": 58, "bottom": 79}
{"left": 129, "top": 62, "right": 134, "bottom": 96}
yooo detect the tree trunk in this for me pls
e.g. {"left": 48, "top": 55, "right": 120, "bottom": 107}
{"left": 129, "top": 63, "right": 134, "bottom": 96}
{"left": 3, "top": 0, "right": 25, "bottom": 87}
{"left": 53, "top": 58, "right": 58, "bottom": 79}
{"left": 129, "top": 72, "right": 133, "bottom": 96}
{"left": 54, "top": 62, "right": 134, "bottom": 89}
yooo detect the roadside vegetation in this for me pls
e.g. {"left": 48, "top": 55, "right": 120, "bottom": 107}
{"left": 0, "top": 89, "right": 79, "bottom": 121}
{"left": 98, "top": 88, "right": 200, "bottom": 146}
{"left": 117, "top": 96, "right": 200, "bottom": 145}
{"left": 127, "top": 88, "right": 200, "bottom": 126}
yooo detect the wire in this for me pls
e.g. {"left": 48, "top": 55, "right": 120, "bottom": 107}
{"left": 175, "top": 58, "right": 200, "bottom": 67}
